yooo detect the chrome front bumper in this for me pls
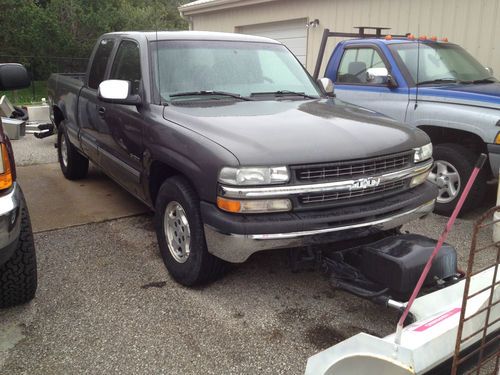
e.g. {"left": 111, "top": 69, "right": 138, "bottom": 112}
{"left": 204, "top": 199, "right": 435, "bottom": 263}
{"left": 0, "top": 182, "right": 23, "bottom": 264}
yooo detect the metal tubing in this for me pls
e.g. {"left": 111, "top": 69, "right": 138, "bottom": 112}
{"left": 386, "top": 299, "right": 406, "bottom": 310}
{"left": 312, "top": 28, "right": 408, "bottom": 80}
{"left": 395, "top": 154, "right": 487, "bottom": 345}
{"left": 452, "top": 203, "right": 500, "bottom": 374}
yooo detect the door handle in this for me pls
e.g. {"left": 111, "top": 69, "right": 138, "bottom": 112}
{"left": 97, "top": 106, "right": 106, "bottom": 118}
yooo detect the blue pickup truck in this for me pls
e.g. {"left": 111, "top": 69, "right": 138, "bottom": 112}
{"left": 315, "top": 28, "right": 499, "bottom": 215}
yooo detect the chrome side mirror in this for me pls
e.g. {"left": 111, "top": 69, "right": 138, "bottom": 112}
{"left": 318, "top": 77, "right": 334, "bottom": 96}
{"left": 366, "top": 67, "right": 397, "bottom": 88}
{"left": 98, "top": 80, "right": 141, "bottom": 105}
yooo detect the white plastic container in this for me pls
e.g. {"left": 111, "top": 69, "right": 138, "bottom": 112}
{"left": 26, "top": 102, "right": 50, "bottom": 122}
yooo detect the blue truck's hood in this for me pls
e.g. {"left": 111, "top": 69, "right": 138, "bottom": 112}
{"left": 417, "top": 83, "right": 500, "bottom": 110}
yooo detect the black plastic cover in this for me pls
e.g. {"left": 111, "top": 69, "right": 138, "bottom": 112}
{"left": 358, "top": 234, "right": 457, "bottom": 298}
{"left": 0, "top": 64, "right": 30, "bottom": 91}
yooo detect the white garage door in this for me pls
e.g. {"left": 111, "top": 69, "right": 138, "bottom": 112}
{"left": 239, "top": 19, "right": 308, "bottom": 65}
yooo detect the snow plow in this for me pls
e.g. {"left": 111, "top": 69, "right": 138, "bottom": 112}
{"left": 306, "top": 155, "right": 499, "bottom": 374}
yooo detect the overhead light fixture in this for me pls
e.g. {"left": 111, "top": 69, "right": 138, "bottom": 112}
{"left": 306, "top": 19, "right": 320, "bottom": 28}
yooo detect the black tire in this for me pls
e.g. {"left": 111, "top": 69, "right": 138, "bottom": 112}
{"left": 57, "top": 122, "right": 89, "bottom": 180}
{"left": 154, "top": 176, "right": 226, "bottom": 286}
{"left": 0, "top": 204, "right": 37, "bottom": 307}
{"left": 430, "top": 144, "right": 486, "bottom": 216}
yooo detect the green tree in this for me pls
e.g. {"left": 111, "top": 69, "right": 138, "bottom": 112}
{"left": 0, "top": 0, "right": 190, "bottom": 79}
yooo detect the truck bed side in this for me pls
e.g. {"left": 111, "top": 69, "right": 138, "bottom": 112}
{"left": 47, "top": 73, "right": 85, "bottom": 148}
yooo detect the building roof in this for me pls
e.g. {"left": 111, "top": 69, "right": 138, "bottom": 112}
{"left": 179, "top": 0, "right": 278, "bottom": 16}
{"left": 179, "top": 0, "right": 218, "bottom": 8}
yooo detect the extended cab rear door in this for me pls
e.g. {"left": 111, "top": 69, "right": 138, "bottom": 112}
{"left": 327, "top": 43, "right": 410, "bottom": 123}
{"left": 96, "top": 38, "right": 144, "bottom": 198}
{"left": 78, "top": 37, "right": 116, "bottom": 162}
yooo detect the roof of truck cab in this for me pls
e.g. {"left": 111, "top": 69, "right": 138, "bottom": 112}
{"left": 102, "top": 31, "right": 281, "bottom": 44}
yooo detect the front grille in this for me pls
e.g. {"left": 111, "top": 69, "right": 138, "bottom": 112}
{"left": 300, "top": 179, "right": 408, "bottom": 205}
{"left": 294, "top": 152, "right": 413, "bottom": 183}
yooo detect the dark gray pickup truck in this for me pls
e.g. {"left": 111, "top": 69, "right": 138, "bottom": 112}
{"left": 47, "top": 31, "right": 437, "bottom": 286}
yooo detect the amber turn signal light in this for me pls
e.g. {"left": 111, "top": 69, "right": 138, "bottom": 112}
{"left": 217, "top": 197, "right": 241, "bottom": 213}
{"left": 0, "top": 143, "right": 13, "bottom": 190}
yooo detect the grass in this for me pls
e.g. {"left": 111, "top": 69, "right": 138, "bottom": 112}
{"left": 0, "top": 81, "right": 48, "bottom": 106}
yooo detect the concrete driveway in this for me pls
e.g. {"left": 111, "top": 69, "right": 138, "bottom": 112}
{"left": 0, "top": 135, "right": 496, "bottom": 374}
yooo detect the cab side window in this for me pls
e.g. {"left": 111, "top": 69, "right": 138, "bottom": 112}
{"left": 88, "top": 39, "right": 115, "bottom": 90}
{"left": 337, "top": 48, "right": 386, "bottom": 84}
{"left": 110, "top": 40, "right": 142, "bottom": 96}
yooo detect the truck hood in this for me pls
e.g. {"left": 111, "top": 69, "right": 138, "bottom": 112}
{"left": 163, "top": 99, "right": 429, "bottom": 165}
{"left": 415, "top": 83, "right": 500, "bottom": 110}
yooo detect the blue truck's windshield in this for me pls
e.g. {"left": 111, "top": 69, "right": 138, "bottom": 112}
{"left": 389, "top": 43, "right": 495, "bottom": 85}
{"left": 151, "top": 40, "right": 320, "bottom": 101}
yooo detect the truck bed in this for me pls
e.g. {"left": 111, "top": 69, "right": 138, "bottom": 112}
{"left": 47, "top": 72, "right": 85, "bottom": 134}
{"left": 48, "top": 72, "right": 85, "bottom": 97}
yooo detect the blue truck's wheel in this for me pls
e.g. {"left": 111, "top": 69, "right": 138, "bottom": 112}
{"left": 154, "top": 176, "right": 226, "bottom": 286}
{"left": 0, "top": 202, "right": 37, "bottom": 307}
{"left": 57, "top": 122, "right": 89, "bottom": 180}
{"left": 429, "top": 144, "right": 486, "bottom": 216}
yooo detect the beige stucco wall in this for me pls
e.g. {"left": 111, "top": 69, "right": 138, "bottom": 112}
{"left": 186, "top": 0, "right": 500, "bottom": 76}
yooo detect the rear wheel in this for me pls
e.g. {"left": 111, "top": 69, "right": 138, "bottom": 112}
{"left": 154, "top": 176, "right": 226, "bottom": 286}
{"left": 0, "top": 204, "right": 37, "bottom": 307}
{"left": 429, "top": 144, "right": 486, "bottom": 216}
{"left": 57, "top": 122, "right": 89, "bottom": 180}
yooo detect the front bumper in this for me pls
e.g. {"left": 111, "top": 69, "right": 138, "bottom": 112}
{"left": 0, "top": 183, "right": 23, "bottom": 265}
{"left": 203, "top": 181, "right": 437, "bottom": 263}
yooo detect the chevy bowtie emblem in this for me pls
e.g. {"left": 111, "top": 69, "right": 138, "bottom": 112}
{"left": 350, "top": 177, "right": 381, "bottom": 190}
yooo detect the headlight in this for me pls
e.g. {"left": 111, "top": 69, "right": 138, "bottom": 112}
{"left": 218, "top": 166, "right": 289, "bottom": 186}
{"left": 414, "top": 143, "right": 433, "bottom": 163}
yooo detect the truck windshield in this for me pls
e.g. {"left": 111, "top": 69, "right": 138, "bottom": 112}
{"left": 389, "top": 43, "right": 495, "bottom": 85}
{"left": 151, "top": 40, "right": 321, "bottom": 101}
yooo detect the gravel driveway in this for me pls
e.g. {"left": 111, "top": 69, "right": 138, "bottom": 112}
{"left": 0, "top": 134, "right": 496, "bottom": 374}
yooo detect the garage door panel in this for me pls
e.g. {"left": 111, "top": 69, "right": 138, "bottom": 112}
{"left": 248, "top": 26, "right": 306, "bottom": 38}
{"left": 255, "top": 30, "right": 306, "bottom": 40}
{"left": 242, "top": 20, "right": 305, "bottom": 33}
{"left": 285, "top": 47, "right": 307, "bottom": 57}
{"left": 239, "top": 19, "right": 308, "bottom": 65}
{"left": 279, "top": 38, "right": 306, "bottom": 49}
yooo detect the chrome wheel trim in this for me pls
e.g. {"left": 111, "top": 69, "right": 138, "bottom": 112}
{"left": 164, "top": 201, "right": 191, "bottom": 263}
{"left": 60, "top": 136, "right": 68, "bottom": 168}
{"left": 428, "top": 160, "right": 461, "bottom": 204}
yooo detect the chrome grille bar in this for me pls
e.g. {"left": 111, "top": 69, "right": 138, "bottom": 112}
{"left": 296, "top": 152, "right": 412, "bottom": 182}
{"left": 300, "top": 179, "right": 407, "bottom": 204}
{"left": 218, "top": 160, "right": 433, "bottom": 200}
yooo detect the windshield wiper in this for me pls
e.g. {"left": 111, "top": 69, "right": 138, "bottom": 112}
{"left": 470, "top": 78, "right": 496, "bottom": 84}
{"left": 416, "top": 78, "right": 458, "bottom": 86}
{"left": 169, "top": 90, "right": 252, "bottom": 101}
{"left": 250, "top": 90, "right": 318, "bottom": 99}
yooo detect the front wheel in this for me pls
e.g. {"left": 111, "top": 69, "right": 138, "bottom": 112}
{"left": 154, "top": 176, "right": 226, "bottom": 286}
{"left": 428, "top": 144, "right": 486, "bottom": 216}
{"left": 0, "top": 204, "right": 37, "bottom": 307}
